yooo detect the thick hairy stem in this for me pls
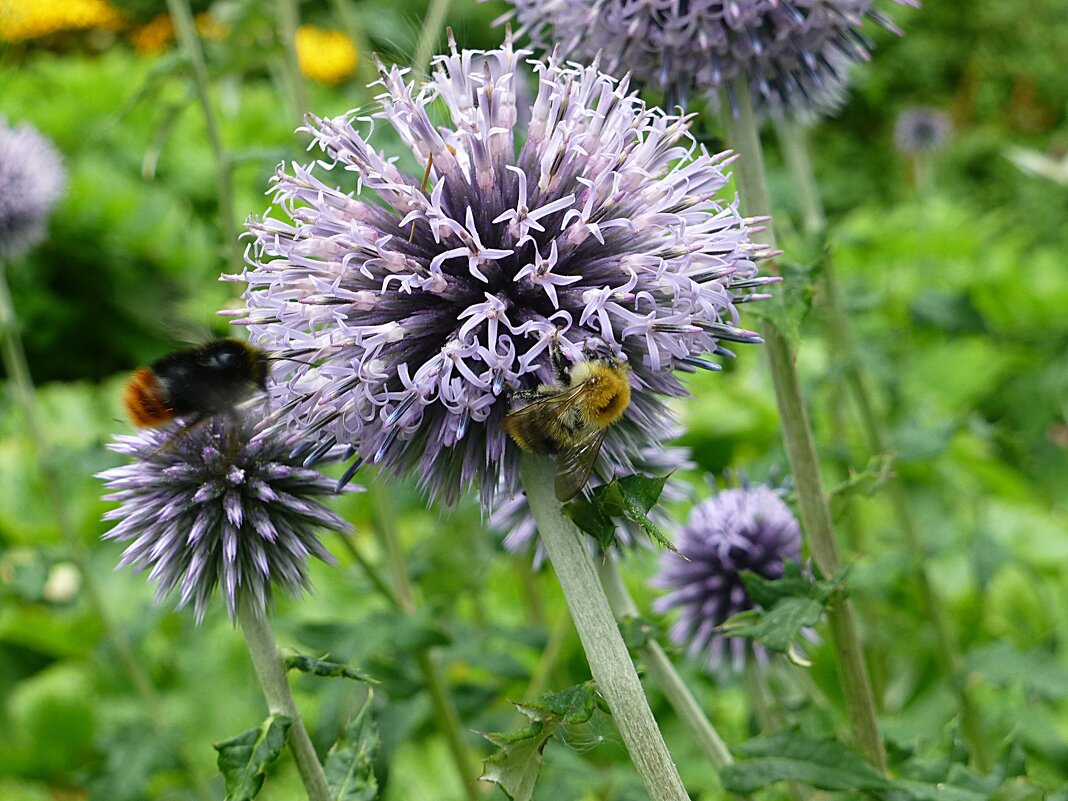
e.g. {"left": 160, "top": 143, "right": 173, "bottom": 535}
{"left": 521, "top": 456, "right": 691, "bottom": 801}
{"left": 719, "top": 82, "right": 886, "bottom": 771}
{"left": 237, "top": 600, "right": 331, "bottom": 801}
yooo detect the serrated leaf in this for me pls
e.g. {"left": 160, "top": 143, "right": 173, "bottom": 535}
{"left": 723, "top": 732, "right": 892, "bottom": 793}
{"left": 563, "top": 492, "right": 618, "bottom": 549}
{"left": 479, "top": 682, "right": 598, "bottom": 801}
{"left": 828, "top": 454, "right": 896, "bottom": 519}
{"left": 745, "top": 256, "right": 824, "bottom": 344}
{"left": 283, "top": 651, "right": 376, "bottom": 684}
{"left": 325, "top": 694, "right": 380, "bottom": 801}
{"left": 563, "top": 473, "right": 677, "bottom": 552}
{"left": 214, "top": 714, "right": 292, "bottom": 801}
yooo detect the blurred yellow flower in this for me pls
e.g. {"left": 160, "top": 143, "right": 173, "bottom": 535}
{"left": 129, "top": 11, "right": 228, "bottom": 55}
{"left": 295, "top": 25, "right": 357, "bottom": 85}
{"left": 0, "top": 0, "right": 123, "bottom": 41}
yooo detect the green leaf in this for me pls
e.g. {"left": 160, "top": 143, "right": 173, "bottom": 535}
{"left": 563, "top": 473, "right": 677, "bottom": 552}
{"left": 745, "top": 251, "right": 825, "bottom": 344}
{"left": 618, "top": 615, "right": 661, "bottom": 652}
{"left": 719, "top": 563, "right": 846, "bottom": 656}
{"left": 479, "top": 682, "right": 598, "bottom": 801}
{"left": 722, "top": 732, "right": 893, "bottom": 793}
{"left": 214, "top": 714, "right": 292, "bottom": 801}
{"left": 283, "top": 651, "right": 377, "bottom": 684}
{"left": 828, "top": 454, "right": 896, "bottom": 519}
{"left": 325, "top": 694, "right": 380, "bottom": 801}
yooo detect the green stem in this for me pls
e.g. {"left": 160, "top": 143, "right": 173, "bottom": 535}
{"left": 275, "top": 0, "right": 309, "bottom": 122}
{"left": 165, "top": 0, "right": 243, "bottom": 273}
{"left": 520, "top": 455, "right": 691, "bottom": 801}
{"left": 0, "top": 264, "right": 215, "bottom": 801}
{"left": 236, "top": 600, "right": 331, "bottom": 801}
{"left": 411, "top": 0, "right": 452, "bottom": 79}
{"left": 599, "top": 559, "right": 734, "bottom": 774}
{"left": 774, "top": 119, "right": 990, "bottom": 772}
{"left": 718, "top": 81, "right": 886, "bottom": 771}
{"left": 372, "top": 488, "right": 481, "bottom": 801}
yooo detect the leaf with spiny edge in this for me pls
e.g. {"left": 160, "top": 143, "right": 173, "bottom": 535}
{"left": 563, "top": 473, "right": 679, "bottom": 553}
{"left": 325, "top": 693, "right": 380, "bottom": 801}
{"left": 283, "top": 650, "right": 376, "bottom": 684}
{"left": 214, "top": 714, "right": 292, "bottom": 801}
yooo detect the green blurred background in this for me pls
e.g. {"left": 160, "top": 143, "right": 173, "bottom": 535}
{"left": 1, "top": 1, "right": 1067, "bottom": 799}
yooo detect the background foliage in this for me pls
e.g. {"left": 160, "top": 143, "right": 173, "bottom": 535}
{"left": 1, "top": 1, "right": 1067, "bottom": 799}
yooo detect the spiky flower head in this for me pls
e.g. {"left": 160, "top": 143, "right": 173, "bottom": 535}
{"left": 653, "top": 483, "right": 801, "bottom": 670}
{"left": 232, "top": 38, "right": 774, "bottom": 507}
{"left": 504, "top": 0, "right": 917, "bottom": 117}
{"left": 893, "top": 106, "right": 951, "bottom": 154}
{"left": 98, "top": 414, "right": 348, "bottom": 623}
{"left": 0, "top": 118, "right": 66, "bottom": 258}
{"left": 492, "top": 440, "right": 693, "bottom": 566}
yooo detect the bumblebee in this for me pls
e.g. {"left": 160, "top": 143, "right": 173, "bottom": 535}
{"left": 123, "top": 339, "right": 268, "bottom": 428}
{"left": 502, "top": 346, "right": 632, "bottom": 502}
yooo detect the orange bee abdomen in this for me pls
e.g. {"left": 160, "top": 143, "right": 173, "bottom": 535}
{"left": 123, "top": 367, "right": 174, "bottom": 427}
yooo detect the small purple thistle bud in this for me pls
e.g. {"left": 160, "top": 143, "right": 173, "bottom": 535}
{"left": 0, "top": 118, "right": 66, "bottom": 259}
{"left": 97, "top": 413, "right": 350, "bottom": 623}
{"left": 233, "top": 38, "right": 773, "bottom": 507}
{"left": 893, "top": 106, "right": 952, "bottom": 154}
{"left": 652, "top": 484, "right": 801, "bottom": 671}
{"left": 504, "top": 0, "right": 918, "bottom": 118}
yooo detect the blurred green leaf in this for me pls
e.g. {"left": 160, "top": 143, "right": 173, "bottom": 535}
{"left": 722, "top": 732, "right": 893, "bottom": 793}
{"left": 325, "top": 694, "right": 379, "bottom": 801}
{"left": 283, "top": 651, "right": 377, "bottom": 684}
{"left": 214, "top": 713, "right": 292, "bottom": 801}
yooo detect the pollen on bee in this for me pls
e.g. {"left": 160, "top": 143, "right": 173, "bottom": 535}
{"left": 577, "top": 362, "right": 631, "bottom": 427}
{"left": 123, "top": 367, "right": 174, "bottom": 427}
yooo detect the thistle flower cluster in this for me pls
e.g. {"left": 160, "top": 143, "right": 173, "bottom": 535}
{"left": 893, "top": 106, "right": 951, "bottom": 154}
{"left": 98, "top": 414, "right": 348, "bottom": 623}
{"left": 234, "top": 39, "right": 774, "bottom": 507}
{"left": 653, "top": 483, "right": 801, "bottom": 670}
{"left": 0, "top": 118, "right": 66, "bottom": 259}
{"left": 492, "top": 439, "right": 693, "bottom": 565}
{"left": 505, "top": 0, "right": 918, "bottom": 117}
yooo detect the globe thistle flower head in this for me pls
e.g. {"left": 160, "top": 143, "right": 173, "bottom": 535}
{"left": 98, "top": 414, "right": 348, "bottom": 623}
{"left": 492, "top": 439, "right": 694, "bottom": 566}
{"left": 0, "top": 118, "right": 66, "bottom": 258}
{"left": 233, "top": 37, "right": 775, "bottom": 508}
{"left": 893, "top": 106, "right": 952, "bottom": 154}
{"left": 505, "top": 0, "right": 918, "bottom": 118}
{"left": 653, "top": 483, "right": 801, "bottom": 671}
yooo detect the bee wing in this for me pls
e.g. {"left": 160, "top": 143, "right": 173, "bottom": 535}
{"left": 502, "top": 383, "right": 590, "bottom": 454}
{"left": 555, "top": 425, "right": 609, "bottom": 503}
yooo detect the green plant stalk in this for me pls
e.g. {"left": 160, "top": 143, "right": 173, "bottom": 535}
{"left": 165, "top": 0, "right": 243, "bottom": 273}
{"left": 718, "top": 80, "right": 886, "bottom": 771}
{"left": 412, "top": 0, "right": 452, "bottom": 79}
{"left": 520, "top": 455, "right": 691, "bottom": 801}
{"left": 275, "top": 0, "right": 309, "bottom": 122}
{"left": 236, "top": 599, "right": 331, "bottom": 801}
{"left": 0, "top": 264, "right": 215, "bottom": 801}
{"left": 334, "top": 529, "right": 403, "bottom": 610}
{"left": 372, "top": 488, "right": 481, "bottom": 801}
{"left": 598, "top": 559, "right": 734, "bottom": 774}
{"left": 774, "top": 118, "right": 990, "bottom": 772}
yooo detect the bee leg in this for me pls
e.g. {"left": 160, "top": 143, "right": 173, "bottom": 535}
{"left": 549, "top": 339, "right": 572, "bottom": 385}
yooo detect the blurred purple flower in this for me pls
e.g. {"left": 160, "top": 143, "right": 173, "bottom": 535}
{"left": 98, "top": 414, "right": 348, "bottom": 623}
{"left": 0, "top": 117, "right": 66, "bottom": 258}
{"left": 492, "top": 440, "right": 694, "bottom": 566}
{"left": 653, "top": 483, "right": 801, "bottom": 670}
{"left": 231, "top": 38, "right": 774, "bottom": 507}
{"left": 504, "top": 0, "right": 917, "bottom": 117}
{"left": 893, "top": 106, "right": 951, "bottom": 154}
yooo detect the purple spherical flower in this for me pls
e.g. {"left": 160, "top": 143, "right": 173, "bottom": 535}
{"left": 893, "top": 106, "right": 951, "bottom": 154}
{"left": 504, "top": 0, "right": 917, "bottom": 117}
{"left": 653, "top": 484, "right": 801, "bottom": 670}
{"left": 98, "top": 413, "right": 348, "bottom": 623}
{"left": 0, "top": 117, "right": 66, "bottom": 258}
{"left": 232, "top": 38, "right": 774, "bottom": 507}
{"left": 492, "top": 440, "right": 694, "bottom": 566}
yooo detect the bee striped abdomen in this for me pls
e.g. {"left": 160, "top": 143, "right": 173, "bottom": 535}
{"left": 123, "top": 367, "right": 175, "bottom": 427}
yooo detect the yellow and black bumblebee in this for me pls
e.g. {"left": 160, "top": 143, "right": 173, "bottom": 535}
{"left": 502, "top": 344, "right": 632, "bottom": 502}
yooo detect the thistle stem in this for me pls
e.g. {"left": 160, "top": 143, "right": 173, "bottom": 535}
{"left": 412, "top": 0, "right": 452, "bottom": 79}
{"left": 598, "top": 558, "right": 734, "bottom": 774}
{"left": 718, "top": 80, "right": 886, "bottom": 771}
{"left": 520, "top": 455, "right": 691, "bottom": 801}
{"left": 275, "top": 0, "right": 309, "bottom": 122}
{"left": 774, "top": 118, "right": 990, "bottom": 772}
{"left": 236, "top": 599, "right": 331, "bottom": 801}
{"left": 371, "top": 487, "right": 481, "bottom": 801}
{"left": 0, "top": 264, "right": 215, "bottom": 801}
{"left": 165, "top": 0, "right": 243, "bottom": 273}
